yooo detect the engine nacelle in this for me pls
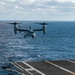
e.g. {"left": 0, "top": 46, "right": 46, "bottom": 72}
{"left": 43, "top": 25, "right": 46, "bottom": 34}
{"left": 32, "top": 32, "right": 35, "bottom": 38}
{"left": 14, "top": 25, "right": 17, "bottom": 34}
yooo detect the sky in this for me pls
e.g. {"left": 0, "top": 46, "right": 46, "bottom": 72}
{"left": 0, "top": 0, "right": 75, "bottom": 21}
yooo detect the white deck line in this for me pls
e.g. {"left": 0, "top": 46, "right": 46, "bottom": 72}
{"left": 23, "top": 62, "right": 45, "bottom": 75}
{"left": 67, "top": 60, "right": 75, "bottom": 64}
{"left": 11, "top": 62, "right": 23, "bottom": 71}
{"left": 11, "top": 62, "right": 24, "bottom": 75}
{"left": 14, "top": 62, "right": 33, "bottom": 75}
{"left": 45, "top": 60, "right": 75, "bottom": 75}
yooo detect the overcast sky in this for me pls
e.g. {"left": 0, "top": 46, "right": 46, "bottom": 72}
{"left": 0, "top": 0, "right": 75, "bottom": 21}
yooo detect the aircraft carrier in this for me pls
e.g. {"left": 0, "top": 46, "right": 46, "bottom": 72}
{"left": 2, "top": 60, "right": 75, "bottom": 75}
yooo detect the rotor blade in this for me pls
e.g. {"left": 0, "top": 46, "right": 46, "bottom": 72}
{"left": 35, "top": 23, "right": 43, "bottom": 25}
{"left": 35, "top": 22, "right": 48, "bottom": 25}
{"left": 7, "top": 23, "right": 15, "bottom": 24}
{"left": 7, "top": 22, "right": 21, "bottom": 25}
{"left": 17, "top": 23, "right": 21, "bottom": 24}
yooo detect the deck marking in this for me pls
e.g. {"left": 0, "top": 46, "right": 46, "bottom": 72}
{"left": 14, "top": 62, "right": 33, "bottom": 75}
{"left": 11, "top": 62, "right": 23, "bottom": 71}
{"left": 11, "top": 62, "right": 24, "bottom": 75}
{"left": 45, "top": 60, "right": 75, "bottom": 75}
{"left": 67, "top": 60, "right": 75, "bottom": 64}
{"left": 23, "top": 62, "right": 45, "bottom": 75}
{"left": 7, "top": 62, "right": 24, "bottom": 75}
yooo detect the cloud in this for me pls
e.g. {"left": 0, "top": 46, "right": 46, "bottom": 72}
{"left": 0, "top": 0, "right": 75, "bottom": 13}
{"left": 0, "top": 2, "right": 5, "bottom": 5}
{"left": 19, "top": 0, "right": 36, "bottom": 4}
{"left": 2, "top": 0, "right": 16, "bottom": 2}
{"left": 56, "top": 0, "right": 75, "bottom": 3}
{"left": 0, "top": 0, "right": 75, "bottom": 20}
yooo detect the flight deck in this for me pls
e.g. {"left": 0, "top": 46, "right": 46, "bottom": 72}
{"left": 4, "top": 60, "right": 75, "bottom": 75}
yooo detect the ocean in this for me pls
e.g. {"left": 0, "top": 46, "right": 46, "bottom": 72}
{"left": 1, "top": 21, "right": 75, "bottom": 74}
{"left": 0, "top": 21, "right": 75, "bottom": 62}
{"left": 0, "top": 21, "right": 75, "bottom": 63}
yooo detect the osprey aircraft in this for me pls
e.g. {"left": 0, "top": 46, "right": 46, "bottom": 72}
{"left": 8, "top": 22, "right": 47, "bottom": 38}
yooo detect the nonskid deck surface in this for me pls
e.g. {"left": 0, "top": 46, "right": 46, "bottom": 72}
{"left": 3, "top": 60, "right": 75, "bottom": 75}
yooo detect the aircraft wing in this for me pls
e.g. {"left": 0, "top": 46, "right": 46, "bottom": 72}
{"left": 33, "top": 29, "right": 43, "bottom": 31}
{"left": 17, "top": 28, "right": 30, "bottom": 32}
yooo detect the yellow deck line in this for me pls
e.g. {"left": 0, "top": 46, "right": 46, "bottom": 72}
{"left": 45, "top": 60, "right": 75, "bottom": 75}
